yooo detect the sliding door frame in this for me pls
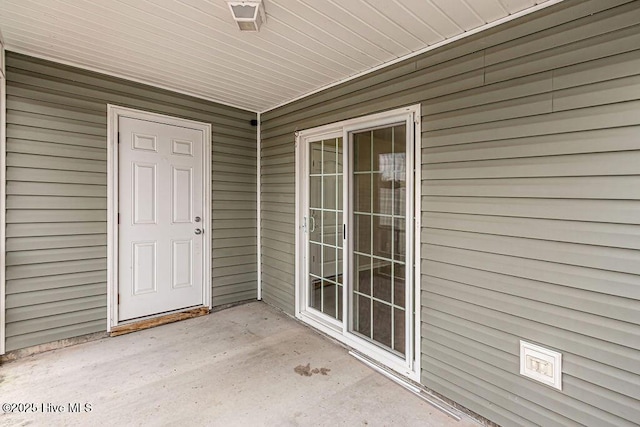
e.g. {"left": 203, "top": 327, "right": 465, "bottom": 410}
{"left": 300, "top": 127, "right": 345, "bottom": 331}
{"left": 295, "top": 105, "right": 421, "bottom": 381}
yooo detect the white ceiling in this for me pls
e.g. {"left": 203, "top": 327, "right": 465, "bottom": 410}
{"left": 0, "top": 0, "right": 557, "bottom": 112}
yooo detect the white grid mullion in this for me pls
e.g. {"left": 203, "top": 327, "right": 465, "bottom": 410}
{"left": 391, "top": 126, "right": 395, "bottom": 351}
{"left": 353, "top": 251, "right": 405, "bottom": 266}
{"left": 320, "top": 139, "right": 325, "bottom": 314}
{"left": 368, "top": 130, "right": 374, "bottom": 340}
{"left": 335, "top": 245, "right": 339, "bottom": 317}
{"left": 310, "top": 241, "right": 342, "bottom": 250}
{"left": 353, "top": 211, "right": 397, "bottom": 218}
{"left": 353, "top": 290, "right": 405, "bottom": 313}
{"left": 313, "top": 208, "right": 341, "bottom": 213}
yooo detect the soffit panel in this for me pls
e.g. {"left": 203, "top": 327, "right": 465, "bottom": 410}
{"left": 0, "top": 0, "right": 554, "bottom": 112}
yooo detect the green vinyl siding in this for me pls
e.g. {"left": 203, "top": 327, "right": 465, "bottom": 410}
{"left": 260, "top": 0, "right": 640, "bottom": 425}
{"left": 5, "top": 52, "right": 257, "bottom": 351}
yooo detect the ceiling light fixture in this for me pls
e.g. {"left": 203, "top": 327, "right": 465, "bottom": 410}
{"left": 227, "top": 1, "right": 266, "bottom": 32}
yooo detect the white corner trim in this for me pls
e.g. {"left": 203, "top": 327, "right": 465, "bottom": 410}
{"left": 260, "top": 0, "right": 565, "bottom": 114}
{"left": 413, "top": 104, "right": 422, "bottom": 379}
{"left": 106, "top": 105, "right": 212, "bottom": 331}
{"left": 106, "top": 106, "right": 118, "bottom": 332}
{"left": 0, "top": 37, "right": 6, "bottom": 355}
{"left": 256, "top": 112, "right": 262, "bottom": 300}
{"left": 293, "top": 130, "right": 302, "bottom": 317}
{"left": 6, "top": 47, "right": 257, "bottom": 114}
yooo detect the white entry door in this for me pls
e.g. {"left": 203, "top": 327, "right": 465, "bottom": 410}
{"left": 118, "top": 117, "right": 205, "bottom": 321}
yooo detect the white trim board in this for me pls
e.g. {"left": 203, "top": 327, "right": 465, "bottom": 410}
{"left": 0, "top": 35, "right": 6, "bottom": 355}
{"left": 256, "top": 112, "right": 262, "bottom": 300}
{"left": 106, "top": 105, "right": 212, "bottom": 331}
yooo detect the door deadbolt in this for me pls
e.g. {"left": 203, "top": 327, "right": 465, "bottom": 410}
{"left": 195, "top": 216, "right": 201, "bottom": 222}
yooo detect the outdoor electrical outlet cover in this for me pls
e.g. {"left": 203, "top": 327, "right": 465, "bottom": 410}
{"left": 520, "top": 340, "right": 562, "bottom": 390}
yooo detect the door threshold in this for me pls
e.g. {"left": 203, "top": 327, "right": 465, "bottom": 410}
{"left": 110, "top": 307, "right": 209, "bottom": 337}
{"left": 349, "top": 350, "right": 463, "bottom": 421}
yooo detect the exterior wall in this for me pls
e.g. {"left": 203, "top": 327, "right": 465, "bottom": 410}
{"left": 260, "top": 0, "right": 640, "bottom": 425}
{"left": 5, "top": 52, "right": 257, "bottom": 351}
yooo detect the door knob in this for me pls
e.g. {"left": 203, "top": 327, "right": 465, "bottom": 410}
{"left": 195, "top": 228, "right": 203, "bottom": 235}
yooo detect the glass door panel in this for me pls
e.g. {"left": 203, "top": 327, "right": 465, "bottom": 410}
{"left": 351, "top": 124, "right": 407, "bottom": 356}
{"left": 308, "top": 137, "right": 343, "bottom": 321}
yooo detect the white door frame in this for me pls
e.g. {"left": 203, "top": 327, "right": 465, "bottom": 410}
{"left": 0, "top": 33, "right": 6, "bottom": 355}
{"left": 107, "top": 105, "right": 212, "bottom": 331}
{"left": 294, "top": 105, "right": 422, "bottom": 381}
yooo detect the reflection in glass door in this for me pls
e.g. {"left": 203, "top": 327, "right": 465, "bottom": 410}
{"left": 307, "top": 137, "right": 343, "bottom": 320}
{"left": 352, "top": 124, "right": 407, "bottom": 355}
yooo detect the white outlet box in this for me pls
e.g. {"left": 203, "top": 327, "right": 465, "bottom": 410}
{"left": 519, "top": 340, "right": 562, "bottom": 390}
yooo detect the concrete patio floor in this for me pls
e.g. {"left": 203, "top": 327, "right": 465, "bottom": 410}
{"left": 0, "top": 302, "right": 478, "bottom": 427}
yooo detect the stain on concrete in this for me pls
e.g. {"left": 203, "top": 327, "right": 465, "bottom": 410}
{"left": 294, "top": 363, "right": 312, "bottom": 376}
{"left": 294, "top": 363, "right": 331, "bottom": 377}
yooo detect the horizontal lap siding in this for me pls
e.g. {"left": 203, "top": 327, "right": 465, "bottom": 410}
{"left": 420, "top": 6, "right": 640, "bottom": 423}
{"left": 259, "top": 133, "right": 296, "bottom": 312}
{"left": 260, "top": 0, "right": 640, "bottom": 425}
{"left": 5, "top": 52, "right": 257, "bottom": 351}
{"left": 211, "top": 127, "right": 258, "bottom": 306}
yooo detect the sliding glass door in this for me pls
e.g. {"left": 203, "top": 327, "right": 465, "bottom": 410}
{"left": 351, "top": 124, "right": 407, "bottom": 356}
{"left": 297, "top": 106, "right": 418, "bottom": 379}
